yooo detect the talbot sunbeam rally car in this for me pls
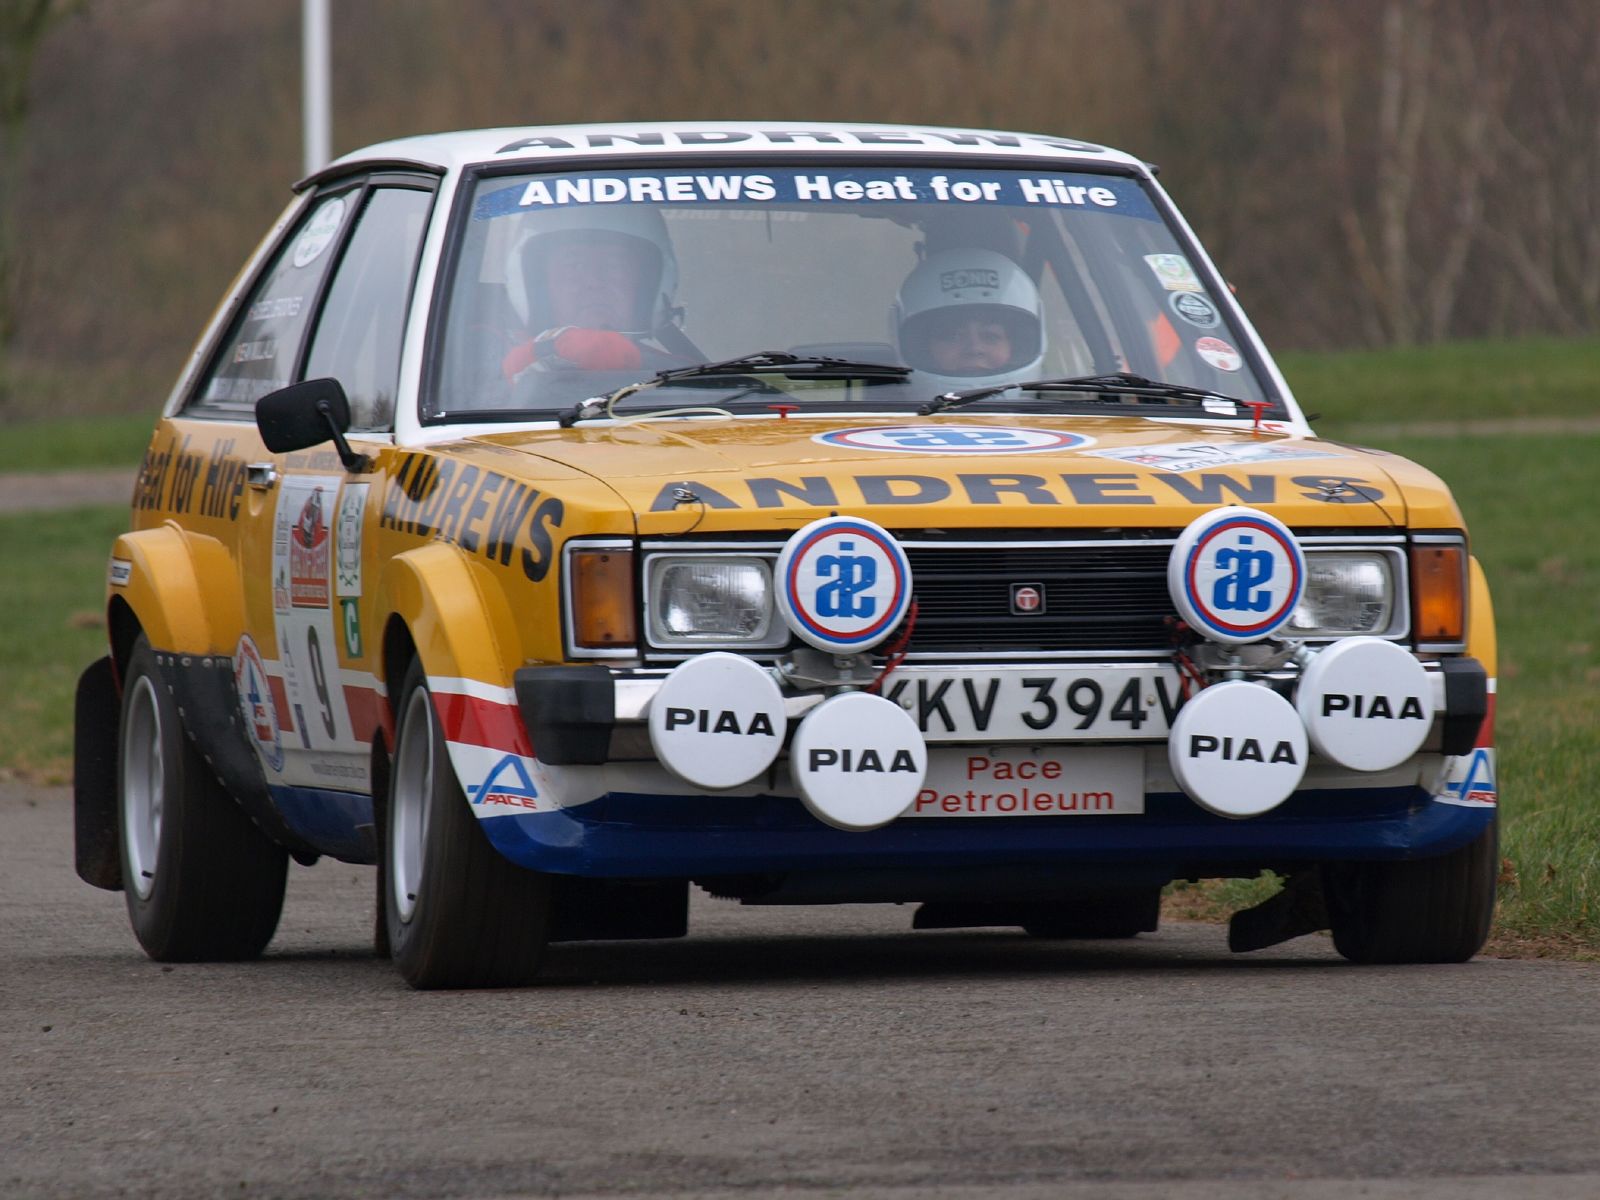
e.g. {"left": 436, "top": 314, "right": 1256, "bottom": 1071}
{"left": 73, "top": 122, "right": 1498, "bottom": 988}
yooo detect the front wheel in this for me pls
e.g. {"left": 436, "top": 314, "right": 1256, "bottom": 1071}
{"left": 1323, "top": 819, "right": 1499, "bottom": 964}
{"left": 384, "top": 660, "right": 551, "bottom": 989}
{"left": 118, "top": 635, "right": 287, "bottom": 960}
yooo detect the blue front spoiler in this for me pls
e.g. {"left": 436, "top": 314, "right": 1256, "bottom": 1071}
{"left": 477, "top": 785, "right": 1495, "bottom": 879}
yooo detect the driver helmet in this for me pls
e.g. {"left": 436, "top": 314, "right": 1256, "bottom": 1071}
{"left": 505, "top": 205, "right": 679, "bottom": 336}
{"left": 893, "top": 248, "right": 1044, "bottom": 388}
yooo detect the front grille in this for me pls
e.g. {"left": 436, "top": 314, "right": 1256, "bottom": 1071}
{"left": 903, "top": 541, "right": 1176, "bottom": 657}
{"left": 636, "top": 529, "right": 1406, "bottom": 665}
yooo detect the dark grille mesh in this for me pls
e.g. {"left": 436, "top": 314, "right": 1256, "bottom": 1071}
{"left": 903, "top": 542, "right": 1176, "bottom": 654}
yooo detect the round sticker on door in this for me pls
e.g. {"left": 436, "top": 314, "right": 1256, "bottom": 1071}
{"left": 648, "top": 653, "right": 786, "bottom": 790}
{"left": 813, "top": 425, "right": 1094, "bottom": 454}
{"left": 292, "top": 195, "right": 346, "bottom": 269}
{"left": 1296, "top": 637, "right": 1434, "bottom": 772}
{"left": 1194, "top": 336, "right": 1242, "bottom": 372}
{"left": 1169, "top": 291, "right": 1220, "bottom": 329}
{"left": 790, "top": 692, "right": 928, "bottom": 831}
{"left": 776, "top": 516, "right": 913, "bottom": 653}
{"left": 1168, "top": 680, "right": 1307, "bottom": 818}
{"left": 233, "top": 634, "right": 284, "bottom": 773}
{"left": 1168, "top": 507, "right": 1304, "bottom": 645}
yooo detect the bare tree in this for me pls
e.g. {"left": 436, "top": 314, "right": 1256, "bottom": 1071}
{"left": 0, "top": 0, "right": 80, "bottom": 378}
{"left": 1317, "top": 0, "right": 1532, "bottom": 345}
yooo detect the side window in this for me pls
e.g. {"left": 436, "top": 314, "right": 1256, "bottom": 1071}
{"left": 192, "top": 192, "right": 353, "bottom": 410}
{"left": 304, "top": 187, "right": 433, "bottom": 431}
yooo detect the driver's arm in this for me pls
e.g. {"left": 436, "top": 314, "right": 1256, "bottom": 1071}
{"left": 502, "top": 327, "right": 643, "bottom": 378}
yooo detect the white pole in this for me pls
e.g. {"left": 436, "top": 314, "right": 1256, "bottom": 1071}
{"left": 303, "top": 0, "right": 331, "bottom": 176}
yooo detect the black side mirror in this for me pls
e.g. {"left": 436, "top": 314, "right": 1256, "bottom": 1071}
{"left": 255, "top": 378, "right": 369, "bottom": 472}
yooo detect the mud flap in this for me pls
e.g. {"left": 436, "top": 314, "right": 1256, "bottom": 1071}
{"left": 73, "top": 656, "right": 123, "bottom": 890}
{"left": 1227, "top": 870, "right": 1329, "bottom": 953}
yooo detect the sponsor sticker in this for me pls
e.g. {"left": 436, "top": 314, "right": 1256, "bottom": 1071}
{"left": 1195, "top": 336, "right": 1243, "bottom": 372}
{"left": 108, "top": 558, "right": 132, "bottom": 587}
{"left": 473, "top": 167, "right": 1151, "bottom": 217}
{"left": 906, "top": 746, "right": 1143, "bottom": 817}
{"left": 1144, "top": 253, "right": 1203, "bottom": 292}
{"left": 289, "top": 488, "right": 331, "bottom": 608}
{"left": 340, "top": 598, "right": 363, "bottom": 659}
{"left": 246, "top": 295, "right": 303, "bottom": 322}
{"left": 814, "top": 425, "right": 1094, "bottom": 454}
{"left": 233, "top": 634, "right": 285, "bottom": 773}
{"left": 1437, "top": 747, "right": 1497, "bottom": 808}
{"left": 335, "top": 483, "right": 368, "bottom": 597}
{"left": 648, "top": 653, "right": 786, "bottom": 790}
{"left": 775, "top": 516, "right": 913, "bottom": 653}
{"left": 790, "top": 692, "right": 928, "bottom": 831}
{"left": 1087, "top": 441, "right": 1336, "bottom": 473}
{"left": 1295, "top": 638, "right": 1433, "bottom": 772}
{"left": 292, "top": 195, "right": 345, "bottom": 268}
{"left": 1168, "top": 290, "right": 1219, "bottom": 329}
{"left": 1168, "top": 681, "right": 1307, "bottom": 818}
{"left": 1168, "top": 507, "right": 1305, "bottom": 645}
{"left": 232, "top": 339, "right": 277, "bottom": 364}
{"left": 470, "top": 753, "right": 545, "bottom": 812}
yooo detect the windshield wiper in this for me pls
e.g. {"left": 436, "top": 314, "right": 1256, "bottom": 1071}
{"left": 918, "top": 371, "right": 1248, "bottom": 416}
{"left": 559, "top": 351, "right": 912, "bottom": 426}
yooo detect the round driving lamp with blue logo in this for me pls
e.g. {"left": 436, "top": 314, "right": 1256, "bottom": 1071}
{"left": 774, "top": 516, "right": 914, "bottom": 654}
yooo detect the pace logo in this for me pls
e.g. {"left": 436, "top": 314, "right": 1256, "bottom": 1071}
{"left": 775, "top": 517, "right": 913, "bottom": 653}
{"left": 471, "top": 753, "right": 542, "bottom": 811}
{"left": 1439, "top": 748, "right": 1497, "bottom": 807}
{"left": 814, "top": 425, "right": 1094, "bottom": 454}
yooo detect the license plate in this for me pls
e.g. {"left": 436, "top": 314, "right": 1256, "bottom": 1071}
{"left": 879, "top": 665, "right": 1182, "bottom": 742}
{"left": 906, "top": 746, "right": 1145, "bottom": 817}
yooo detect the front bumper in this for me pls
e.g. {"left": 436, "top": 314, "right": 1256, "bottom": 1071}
{"left": 468, "top": 657, "right": 1494, "bottom": 880}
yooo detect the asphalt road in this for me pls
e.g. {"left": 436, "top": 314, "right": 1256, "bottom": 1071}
{"left": 4, "top": 782, "right": 1599, "bottom": 1200}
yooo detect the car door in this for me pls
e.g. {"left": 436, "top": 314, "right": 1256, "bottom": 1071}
{"left": 184, "top": 174, "right": 436, "bottom": 837}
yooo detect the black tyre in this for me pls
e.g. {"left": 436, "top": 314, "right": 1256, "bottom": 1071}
{"left": 384, "top": 659, "right": 551, "bottom": 989}
{"left": 1323, "top": 819, "right": 1499, "bottom": 964}
{"left": 117, "top": 634, "right": 287, "bottom": 960}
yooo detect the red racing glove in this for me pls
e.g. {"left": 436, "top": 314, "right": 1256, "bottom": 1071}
{"left": 502, "top": 327, "right": 643, "bottom": 379}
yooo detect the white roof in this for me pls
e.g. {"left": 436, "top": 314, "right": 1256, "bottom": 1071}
{"left": 324, "top": 121, "right": 1145, "bottom": 178}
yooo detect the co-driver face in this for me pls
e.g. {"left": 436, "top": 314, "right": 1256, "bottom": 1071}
{"left": 545, "top": 239, "right": 646, "bottom": 330}
{"left": 928, "top": 315, "right": 1012, "bottom": 374}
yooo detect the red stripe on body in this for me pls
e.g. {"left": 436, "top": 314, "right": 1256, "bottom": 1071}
{"left": 432, "top": 691, "right": 534, "bottom": 756}
{"left": 1477, "top": 692, "right": 1496, "bottom": 747}
{"left": 268, "top": 675, "right": 294, "bottom": 733}
{"left": 344, "top": 684, "right": 387, "bottom": 743}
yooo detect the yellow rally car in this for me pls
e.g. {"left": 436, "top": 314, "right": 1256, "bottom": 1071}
{"left": 73, "top": 123, "right": 1497, "bottom": 988}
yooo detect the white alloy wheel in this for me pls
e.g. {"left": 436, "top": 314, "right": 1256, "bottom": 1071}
{"left": 120, "top": 674, "right": 164, "bottom": 901}
{"left": 390, "top": 684, "right": 435, "bottom": 924}
{"left": 382, "top": 659, "right": 553, "bottom": 988}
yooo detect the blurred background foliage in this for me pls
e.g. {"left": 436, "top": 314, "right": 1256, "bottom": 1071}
{"left": 2, "top": 0, "right": 1599, "bottom": 421}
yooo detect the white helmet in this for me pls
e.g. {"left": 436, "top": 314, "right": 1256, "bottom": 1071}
{"left": 505, "top": 205, "right": 679, "bottom": 335}
{"left": 893, "top": 249, "right": 1044, "bottom": 388}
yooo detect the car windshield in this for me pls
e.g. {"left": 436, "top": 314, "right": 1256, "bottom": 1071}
{"left": 426, "top": 164, "right": 1277, "bottom": 422}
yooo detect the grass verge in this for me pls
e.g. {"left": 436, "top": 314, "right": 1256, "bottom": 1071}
{"left": 1279, "top": 336, "right": 1600, "bottom": 430}
{"left": 0, "top": 414, "right": 156, "bottom": 472}
{"left": 1163, "top": 430, "right": 1600, "bottom": 957}
{"left": 0, "top": 507, "right": 130, "bottom": 784}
